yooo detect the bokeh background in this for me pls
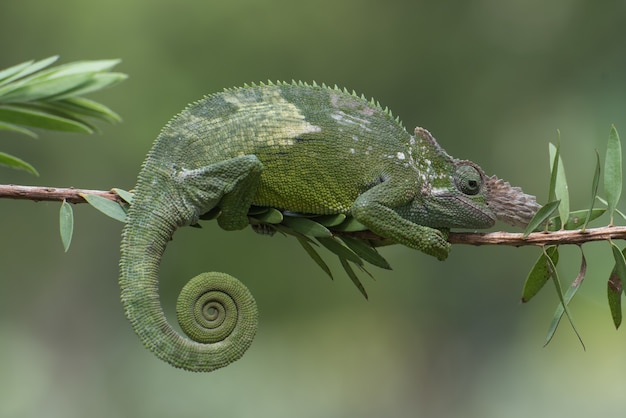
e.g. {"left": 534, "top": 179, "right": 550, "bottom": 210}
{"left": 2, "top": 1, "right": 626, "bottom": 417}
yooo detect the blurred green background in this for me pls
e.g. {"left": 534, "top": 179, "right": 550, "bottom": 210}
{"left": 2, "top": 0, "right": 626, "bottom": 417}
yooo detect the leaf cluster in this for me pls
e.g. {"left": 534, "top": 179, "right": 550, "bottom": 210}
{"left": 521, "top": 126, "right": 626, "bottom": 346}
{"left": 0, "top": 56, "right": 127, "bottom": 175}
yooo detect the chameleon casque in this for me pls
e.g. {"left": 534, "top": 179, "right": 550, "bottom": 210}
{"left": 119, "top": 81, "right": 540, "bottom": 372}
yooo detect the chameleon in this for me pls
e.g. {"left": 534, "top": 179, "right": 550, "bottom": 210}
{"left": 119, "top": 81, "right": 540, "bottom": 372}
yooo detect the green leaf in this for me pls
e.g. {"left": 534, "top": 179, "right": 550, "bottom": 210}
{"left": 282, "top": 216, "right": 332, "bottom": 238}
{"left": 548, "top": 137, "right": 560, "bottom": 203}
{"left": 549, "top": 208, "right": 606, "bottom": 231}
{"left": 604, "top": 125, "right": 622, "bottom": 225}
{"left": 81, "top": 193, "right": 127, "bottom": 222}
{"left": 546, "top": 247, "right": 587, "bottom": 339}
{"left": 0, "top": 151, "right": 39, "bottom": 176}
{"left": 295, "top": 235, "right": 334, "bottom": 280}
{"left": 0, "top": 120, "right": 38, "bottom": 137}
{"left": 0, "top": 105, "right": 93, "bottom": 133}
{"left": 112, "top": 188, "right": 134, "bottom": 204}
{"left": 607, "top": 273, "right": 623, "bottom": 329}
{"left": 607, "top": 244, "right": 626, "bottom": 329}
{"left": 0, "top": 58, "right": 122, "bottom": 99}
{"left": 49, "top": 72, "right": 127, "bottom": 100}
{"left": 0, "top": 73, "right": 95, "bottom": 102}
{"left": 582, "top": 150, "right": 601, "bottom": 231}
{"left": 339, "top": 236, "right": 391, "bottom": 269}
{"left": 521, "top": 246, "right": 559, "bottom": 303}
{"left": 0, "top": 60, "right": 36, "bottom": 84}
{"left": 314, "top": 214, "right": 346, "bottom": 227}
{"left": 316, "top": 237, "right": 363, "bottom": 265}
{"left": 543, "top": 248, "right": 584, "bottom": 349}
{"left": 331, "top": 216, "right": 369, "bottom": 232}
{"left": 254, "top": 207, "right": 283, "bottom": 224}
{"left": 59, "top": 200, "right": 74, "bottom": 252}
{"left": 523, "top": 200, "right": 560, "bottom": 236}
{"left": 549, "top": 142, "right": 570, "bottom": 227}
{"left": 54, "top": 97, "right": 122, "bottom": 123}
{"left": 340, "top": 258, "right": 368, "bottom": 299}
{"left": 0, "top": 56, "right": 59, "bottom": 88}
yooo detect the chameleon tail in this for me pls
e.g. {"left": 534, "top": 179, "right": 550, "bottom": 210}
{"left": 119, "top": 189, "right": 258, "bottom": 372}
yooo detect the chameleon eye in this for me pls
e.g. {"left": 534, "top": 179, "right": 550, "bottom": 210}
{"left": 455, "top": 165, "right": 482, "bottom": 196}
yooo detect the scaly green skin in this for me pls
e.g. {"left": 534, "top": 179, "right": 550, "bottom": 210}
{"left": 119, "top": 81, "right": 539, "bottom": 372}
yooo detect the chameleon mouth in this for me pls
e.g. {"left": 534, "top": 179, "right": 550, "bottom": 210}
{"left": 485, "top": 176, "right": 540, "bottom": 228}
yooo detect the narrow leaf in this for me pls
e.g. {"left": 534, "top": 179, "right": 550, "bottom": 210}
{"left": 0, "top": 60, "right": 35, "bottom": 84}
{"left": 331, "top": 216, "right": 369, "bottom": 232}
{"left": 0, "top": 56, "right": 58, "bottom": 89}
{"left": 544, "top": 248, "right": 585, "bottom": 349}
{"left": 316, "top": 237, "right": 363, "bottom": 265}
{"left": 54, "top": 97, "right": 122, "bottom": 123}
{"left": 582, "top": 150, "right": 601, "bottom": 231}
{"left": 0, "top": 151, "right": 39, "bottom": 176}
{"left": 314, "top": 214, "right": 346, "bottom": 227}
{"left": 339, "top": 236, "right": 391, "bottom": 269}
{"left": 608, "top": 265, "right": 623, "bottom": 330}
{"left": 548, "top": 138, "right": 560, "bottom": 203}
{"left": 549, "top": 208, "right": 606, "bottom": 231}
{"left": 0, "top": 73, "right": 94, "bottom": 102}
{"left": 112, "top": 188, "right": 134, "bottom": 204}
{"left": 254, "top": 207, "right": 283, "bottom": 224}
{"left": 521, "top": 246, "right": 559, "bottom": 303}
{"left": 81, "top": 193, "right": 126, "bottom": 222}
{"left": 547, "top": 247, "right": 587, "bottom": 337}
{"left": 549, "top": 142, "right": 570, "bottom": 227}
{"left": 340, "top": 258, "right": 368, "bottom": 299}
{"left": 0, "top": 105, "right": 93, "bottom": 133}
{"left": 607, "top": 243, "right": 626, "bottom": 329}
{"left": 0, "top": 120, "right": 38, "bottom": 137}
{"left": 50, "top": 72, "right": 128, "bottom": 100}
{"left": 523, "top": 200, "right": 560, "bottom": 236}
{"left": 604, "top": 125, "right": 622, "bottom": 225}
{"left": 59, "top": 200, "right": 74, "bottom": 252}
{"left": 282, "top": 216, "right": 332, "bottom": 238}
{"left": 296, "top": 236, "right": 334, "bottom": 280}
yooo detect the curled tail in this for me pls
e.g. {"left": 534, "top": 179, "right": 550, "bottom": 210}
{"left": 119, "top": 156, "right": 262, "bottom": 372}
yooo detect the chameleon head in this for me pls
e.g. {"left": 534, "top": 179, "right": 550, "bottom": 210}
{"left": 420, "top": 159, "right": 498, "bottom": 229}
{"left": 412, "top": 127, "right": 539, "bottom": 230}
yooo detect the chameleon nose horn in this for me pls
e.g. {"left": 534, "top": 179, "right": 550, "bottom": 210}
{"left": 485, "top": 175, "right": 540, "bottom": 228}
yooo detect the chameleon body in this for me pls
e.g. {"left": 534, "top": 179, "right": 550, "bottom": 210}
{"left": 119, "top": 82, "right": 539, "bottom": 372}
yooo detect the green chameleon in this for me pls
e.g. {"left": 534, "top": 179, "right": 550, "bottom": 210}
{"left": 119, "top": 81, "right": 539, "bottom": 372}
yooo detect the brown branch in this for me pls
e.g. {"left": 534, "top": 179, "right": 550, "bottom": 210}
{"left": 342, "top": 227, "right": 626, "bottom": 247}
{"left": 0, "top": 184, "right": 124, "bottom": 204}
{"left": 2, "top": 183, "right": 624, "bottom": 247}
{"left": 447, "top": 227, "right": 626, "bottom": 246}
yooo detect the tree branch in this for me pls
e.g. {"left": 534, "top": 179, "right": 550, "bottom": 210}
{"left": 0, "top": 184, "right": 124, "bottom": 204}
{"left": 2, "top": 183, "right": 624, "bottom": 247}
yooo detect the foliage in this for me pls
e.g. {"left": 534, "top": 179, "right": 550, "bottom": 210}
{"left": 521, "top": 125, "right": 626, "bottom": 345}
{"left": 0, "top": 56, "right": 127, "bottom": 176}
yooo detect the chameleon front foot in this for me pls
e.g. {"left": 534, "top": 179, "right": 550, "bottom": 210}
{"left": 175, "top": 272, "right": 258, "bottom": 371}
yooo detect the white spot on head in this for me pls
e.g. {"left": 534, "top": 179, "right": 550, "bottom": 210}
{"left": 349, "top": 148, "right": 356, "bottom": 154}
{"left": 396, "top": 152, "right": 406, "bottom": 160}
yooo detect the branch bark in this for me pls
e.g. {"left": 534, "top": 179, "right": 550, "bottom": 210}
{"left": 2, "top": 183, "right": 624, "bottom": 247}
{"left": 0, "top": 184, "right": 124, "bottom": 204}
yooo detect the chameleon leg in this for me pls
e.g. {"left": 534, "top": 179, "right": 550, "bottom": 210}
{"left": 351, "top": 183, "right": 451, "bottom": 261}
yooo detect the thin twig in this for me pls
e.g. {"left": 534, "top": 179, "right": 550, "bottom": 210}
{"left": 0, "top": 184, "right": 124, "bottom": 204}
{"left": 2, "top": 183, "right": 625, "bottom": 247}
